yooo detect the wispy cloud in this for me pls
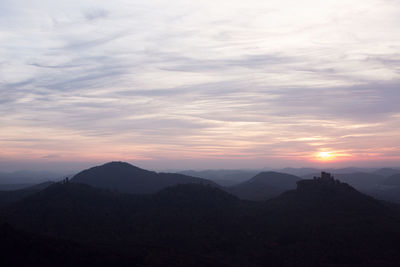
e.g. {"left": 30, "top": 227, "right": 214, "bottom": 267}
{"left": 0, "top": 0, "right": 399, "bottom": 170}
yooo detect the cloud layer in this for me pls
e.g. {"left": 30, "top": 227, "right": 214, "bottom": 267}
{"left": 1, "top": 0, "right": 400, "bottom": 170}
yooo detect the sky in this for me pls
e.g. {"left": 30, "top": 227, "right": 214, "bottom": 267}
{"left": 1, "top": 0, "right": 400, "bottom": 171}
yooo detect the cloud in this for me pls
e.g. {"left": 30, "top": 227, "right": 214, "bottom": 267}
{"left": 83, "top": 8, "right": 109, "bottom": 21}
{"left": 0, "top": 0, "right": 400, "bottom": 169}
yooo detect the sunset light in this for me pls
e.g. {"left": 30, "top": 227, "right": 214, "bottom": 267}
{"left": 0, "top": 0, "right": 400, "bottom": 171}
{"left": 316, "top": 151, "right": 335, "bottom": 161}
{"left": 2, "top": 1, "right": 400, "bottom": 265}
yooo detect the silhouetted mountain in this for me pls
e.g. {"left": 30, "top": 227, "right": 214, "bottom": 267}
{"left": 258, "top": 173, "right": 400, "bottom": 265}
{"left": 302, "top": 172, "right": 384, "bottom": 192}
{"left": 228, "top": 172, "right": 301, "bottom": 201}
{"left": 1, "top": 182, "right": 241, "bottom": 245}
{"left": 0, "top": 182, "right": 136, "bottom": 241}
{"left": 373, "top": 168, "right": 400, "bottom": 177}
{"left": 0, "top": 182, "right": 243, "bottom": 265}
{"left": 268, "top": 173, "right": 388, "bottom": 215}
{"left": 0, "top": 181, "right": 53, "bottom": 207}
{"left": 2, "top": 173, "right": 400, "bottom": 265}
{"left": 71, "top": 161, "right": 216, "bottom": 194}
{"left": 179, "top": 169, "right": 259, "bottom": 186}
{"left": 0, "top": 223, "right": 145, "bottom": 267}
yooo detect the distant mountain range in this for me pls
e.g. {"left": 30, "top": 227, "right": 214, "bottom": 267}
{"left": 369, "top": 173, "right": 400, "bottom": 203}
{"left": 373, "top": 168, "right": 400, "bottom": 177}
{"left": 2, "top": 162, "right": 400, "bottom": 205}
{"left": 0, "top": 170, "right": 69, "bottom": 185}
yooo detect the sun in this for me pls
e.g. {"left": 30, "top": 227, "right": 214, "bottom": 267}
{"left": 315, "top": 151, "right": 334, "bottom": 161}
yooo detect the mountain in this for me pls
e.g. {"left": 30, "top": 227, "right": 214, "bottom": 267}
{"left": 276, "top": 167, "right": 320, "bottom": 177}
{"left": 0, "top": 170, "right": 67, "bottom": 184}
{"left": 373, "top": 168, "right": 400, "bottom": 177}
{"left": 0, "top": 182, "right": 135, "bottom": 241}
{"left": 179, "top": 169, "right": 259, "bottom": 186}
{"left": 0, "top": 182, "right": 53, "bottom": 207}
{"left": 1, "top": 182, "right": 241, "bottom": 245}
{"left": 381, "top": 173, "right": 400, "bottom": 186}
{"left": 258, "top": 173, "right": 400, "bottom": 265}
{"left": 71, "top": 161, "right": 216, "bottom": 194}
{"left": 267, "top": 173, "right": 389, "bottom": 215}
{"left": 2, "top": 173, "right": 400, "bottom": 265}
{"left": 0, "top": 182, "right": 244, "bottom": 266}
{"left": 228, "top": 171, "right": 301, "bottom": 201}
{"left": 369, "top": 174, "right": 400, "bottom": 203}
{"left": 0, "top": 223, "right": 144, "bottom": 267}
{"left": 302, "top": 172, "right": 384, "bottom": 192}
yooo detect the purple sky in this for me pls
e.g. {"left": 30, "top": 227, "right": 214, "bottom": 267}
{"left": 1, "top": 0, "right": 400, "bottom": 171}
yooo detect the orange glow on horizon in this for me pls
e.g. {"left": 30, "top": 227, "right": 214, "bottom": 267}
{"left": 315, "top": 151, "right": 335, "bottom": 161}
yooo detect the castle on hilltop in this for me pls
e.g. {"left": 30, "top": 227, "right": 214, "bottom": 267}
{"left": 297, "top": 171, "right": 339, "bottom": 190}
{"left": 314, "top": 171, "right": 335, "bottom": 181}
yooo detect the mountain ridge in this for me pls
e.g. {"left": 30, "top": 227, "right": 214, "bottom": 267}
{"left": 71, "top": 161, "right": 217, "bottom": 194}
{"left": 228, "top": 171, "right": 301, "bottom": 201}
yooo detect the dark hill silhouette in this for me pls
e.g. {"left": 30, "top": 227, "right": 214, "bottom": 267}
{"left": 0, "top": 182, "right": 140, "bottom": 241}
{"left": 257, "top": 173, "right": 400, "bottom": 265}
{"left": 2, "top": 173, "right": 400, "bottom": 265}
{"left": 0, "top": 223, "right": 146, "bottom": 267}
{"left": 71, "top": 161, "right": 216, "bottom": 194}
{"left": 228, "top": 171, "right": 301, "bottom": 201}
{"left": 155, "top": 183, "right": 239, "bottom": 209}
{"left": 179, "top": 169, "right": 259, "bottom": 186}
{"left": 0, "top": 222, "right": 221, "bottom": 267}
{"left": 0, "top": 182, "right": 246, "bottom": 265}
{"left": 0, "top": 182, "right": 242, "bottom": 246}
{"left": 0, "top": 181, "right": 53, "bottom": 207}
{"left": 267, "top": 173, "right": 390, "bottom": 216}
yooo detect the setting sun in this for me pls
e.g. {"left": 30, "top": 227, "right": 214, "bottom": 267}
{"left": 316, "top": 151, "right": 334, "bottom": 161}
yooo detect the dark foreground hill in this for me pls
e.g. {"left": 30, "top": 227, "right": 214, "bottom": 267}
{"left": 228, "top": 171, "right": 301, "bottom": 201}
{"left": 2, "top": 173, "right": 400, "bottom": 266}
{"left": 0, "top": 182, "right": 242, "bottom": 266}
{"left": 0, "top": 181, "right": 53, "bottom": 207}
{"left": 0, "top": 223, "right": 145, "bottom": 267}
{"left": 71, "top": 161, "right": 216, "bottom": 194}
{"left": 257, "top": 174, "right": 400, "bottom": 265}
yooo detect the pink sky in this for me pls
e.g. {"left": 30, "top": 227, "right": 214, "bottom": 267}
{"left": 1, "top": 0, "right": 400, "bottom": 171}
